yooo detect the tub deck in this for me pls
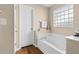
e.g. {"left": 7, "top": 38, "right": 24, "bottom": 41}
{"left": 38, "top": 33, "right": 66, "bottom": 54}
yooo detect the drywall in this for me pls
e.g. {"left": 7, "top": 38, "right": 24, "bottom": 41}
{"left": 74, "top": 5, "right": 79, "bottom": 34}
{"left": 0, "top": 4, "right": 14, "bottom": 53}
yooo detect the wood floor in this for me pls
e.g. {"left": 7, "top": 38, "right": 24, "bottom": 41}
{"left": 16, "top": 45, "right": 43, "bottom": 54}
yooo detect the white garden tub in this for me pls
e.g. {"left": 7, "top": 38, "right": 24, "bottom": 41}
{"left": 38, "top": 33, "right": 66, "bottom": 54}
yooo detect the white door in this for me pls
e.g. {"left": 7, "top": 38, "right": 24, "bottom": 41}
{"left": 19, "top": 5, "right": 34, "bottom": 47}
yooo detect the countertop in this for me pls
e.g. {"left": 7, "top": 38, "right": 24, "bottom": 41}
{"left": 66, "top": 35, "right": 79, "bottom": 41}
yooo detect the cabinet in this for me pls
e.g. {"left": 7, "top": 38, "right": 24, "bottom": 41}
{"left": 66, "top": 35, "right": 79, "bottom": 54}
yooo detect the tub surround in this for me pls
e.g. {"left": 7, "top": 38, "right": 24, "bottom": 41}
{"left": 38, "top": 33, "right": 66, "bottom": 54}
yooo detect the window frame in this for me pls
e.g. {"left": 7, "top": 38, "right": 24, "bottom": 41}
{"left": 53, "top": 5, "right": 74, "bottom": 28}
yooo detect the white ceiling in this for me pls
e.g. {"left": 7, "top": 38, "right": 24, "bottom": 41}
{"left": 41, "top": 4, "right": 53, "bottom": 7}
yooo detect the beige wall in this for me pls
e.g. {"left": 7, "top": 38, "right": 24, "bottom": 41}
{"left": 49, "top": 4, "right": 79, "bottom": 35}
{"left": 15, "top": 4, "right": 49, "bottom": 49}
{"left": 74, "top": 5, "right": 79, "bottom": 33}
{"left": 0, "top": 4, "right": 14, "bottom": 53}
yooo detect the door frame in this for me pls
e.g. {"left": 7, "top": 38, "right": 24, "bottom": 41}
{"left": 14, "top": 4, "right": 22, "bottom": 53}
{"left": 14, "top": 5, "right": 35, "bottom": 53}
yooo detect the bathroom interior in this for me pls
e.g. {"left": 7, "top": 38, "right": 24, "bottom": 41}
{"left": 0, "top": 4, "right": 79, "bottom": 54}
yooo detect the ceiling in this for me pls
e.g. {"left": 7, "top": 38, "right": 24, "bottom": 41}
{"left": 41, "top": 4, "right": 53, "bottom": 7}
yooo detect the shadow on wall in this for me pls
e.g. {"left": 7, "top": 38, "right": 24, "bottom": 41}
{"left": 0, "top": 4, "right": 14, "bottom": 54}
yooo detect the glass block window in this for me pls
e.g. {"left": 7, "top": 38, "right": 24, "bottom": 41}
{"left": 53, "top": 5, "right": 74, "bottom": 27}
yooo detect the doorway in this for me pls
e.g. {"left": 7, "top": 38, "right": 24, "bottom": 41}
{"left": 14, "top": 5, "right": 34, "bottom": 53}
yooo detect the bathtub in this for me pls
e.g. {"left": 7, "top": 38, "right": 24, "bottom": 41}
{"left": 38, "top": 33, "right": 66, "bottom": 54}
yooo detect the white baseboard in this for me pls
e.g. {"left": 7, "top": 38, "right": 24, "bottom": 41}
{"left": 14, "top": 47, "right": 21, "bottom": 54}
{"left": 33, "top": 43, "right": 38, "bottom": 47}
